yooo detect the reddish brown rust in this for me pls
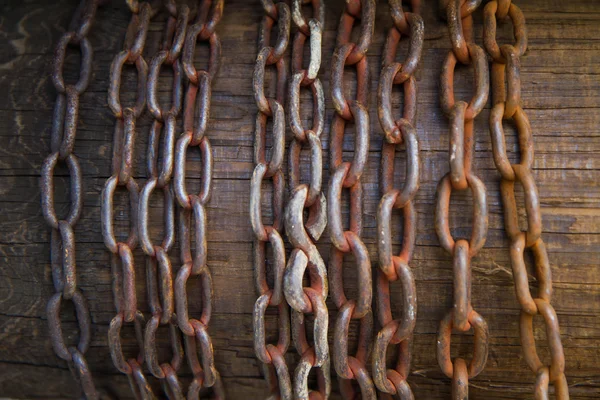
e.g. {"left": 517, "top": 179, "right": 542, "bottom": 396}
{"left": 251, "top": 1, "right": 293, "bottom": 399}
{"left": 373, "top": 1, "right": 423, "bottom": 397}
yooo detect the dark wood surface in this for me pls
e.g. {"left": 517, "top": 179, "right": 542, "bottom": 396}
{"left": 1, "top": 0, "right": 599, "bottom": 398}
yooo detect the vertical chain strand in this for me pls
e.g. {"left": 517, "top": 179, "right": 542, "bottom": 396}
{"left": 284, "top": 1, "right": 331, "bottom": 399}
{"left": 174, "top": 1, "right": 225, "bottom": 398}
{"left": 328, "top": 0, "right": 376, "bottom": 398}
{"left": 435, "top": 0, "right": 490, "bottom": 397}
{"left": 41, "top": 1, "right": 105, "bottom": 398}
{"left": 251, "top": 0, "right": 293, "bottom": 398}
{"left": 104, "top": 1, "right": 158, "bottom": 397}
{"left": 372, "top": 1, "right": 423, "bottom": 398}
{"left": 140, "top": 1, "right": 190, "bottom": 397}
{"left": 483, "top": 1, "right": 570, "bottom": 398}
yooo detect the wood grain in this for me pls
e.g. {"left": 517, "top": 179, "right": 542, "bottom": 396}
{"left": 0, "top": 0, "right": 598, "bottom": 398}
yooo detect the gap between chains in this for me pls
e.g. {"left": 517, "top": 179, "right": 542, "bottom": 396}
{"left": 102, "top": 1, "right": 225, "bottom": 399}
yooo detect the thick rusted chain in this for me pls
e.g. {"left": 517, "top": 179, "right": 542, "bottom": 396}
{"left": 285, "top": 1, "right": 330, "bottom": 399}
{"left": 435, "top": 0, "right": 490, "bottom": 397}
{"left": 328, "top": 1, "right": 375, "bottom": 398}
{"left": 251, "top": 1, "right": 293, "bottom": 398}
{"left": 41, "top": 1, "right": 105, "bottom": 398}
{"left": 373, "top": 1, "right": 423, "bottom": 398}
{"left": 173, "top": 1, "right": 225, "bottom": 398}
{"left": 138, "top": 1, "right": 190, "bottom": 396}
{"left": 483, "top": 1, "right": 569, "bottom": 398}
{"left": 103, "top": 1, "right": 160, "bottom": 397}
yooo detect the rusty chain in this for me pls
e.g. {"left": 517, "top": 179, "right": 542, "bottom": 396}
{"left": 139, "top": 1, "right": 189, "bottom": 397}
{"left": 174, "top": 0, "right": 225, "bottom": 398}
{"left": 328, "top": 0, "right": 375, "bottom": 398}
{"left": 285, "top": 1, "right": 331, "bottom": 399}
{"left": 251, "top": 0, "right": 293, "bottom": 398}
{"left": 103, "top": 0, "right": 158, "bottom": 397}
{"left": 372, "top": 1, "right": 423, "bottom": 399}
{"left": 483, "top": 1, "right": 569, "bottom": 398}
{"left": 41, "top": 1, "right": 105, "bottom": 398}
{"left": 435, "top": 0, "right": 490, "bottom": 398}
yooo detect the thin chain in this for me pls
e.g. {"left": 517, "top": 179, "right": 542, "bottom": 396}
{"left": 139, "top": 1, "right": 189, "bottom": 397}
{"left": 174, "top": 0, "right": 225, "bottom": 398}
{"left": 284, "top": 1, "right": 331, "bottom": 399}
{"left": 251, "top": 0, "right": 293, "bottom": 398}
{"left": 483, "top": 1, "right": 570, "bottom": 398}
{"left": 103, "top": 1, "right": 158, "bottom": 397}
{"left": 435, "top": 0, "right": 490, "bottom": 398}
{"left": 372, "top": 1, "right": 423, "bottom": 398}
{"left": 328, "top": 0, "right": 375, "bottom": 398}
{"left": 41, "top": 1, "right": 104, "bottom": 398}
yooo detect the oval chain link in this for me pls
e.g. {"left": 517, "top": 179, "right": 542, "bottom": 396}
{"left": 42, "top": 1, "right": 105, "bottom": 398}
{"left": 328, "top": 1, "right": 375, "bottom": 398}
{"left": 173, "top": 1, "right": 224, "bottom": 397}
{"left": 435, "top": 0, "right": 490, "bottom": 397}
{"left": 138, "top": 1, "right": 189, "bottom": 395}
{"left": 103, "top": 1, "right": 161, "bottom": 398}
{"left": 483, "top": 1, "right": 569, "bottom": 398}
{"left": 373, "top": 1, "right": 422, "bottom": 398}
{"left": 251, "top": 1, "right": 293, "bottom": 398}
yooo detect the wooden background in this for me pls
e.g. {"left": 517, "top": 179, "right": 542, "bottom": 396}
{"left": 0, "top": 0, "right": 599, "bottom": 398}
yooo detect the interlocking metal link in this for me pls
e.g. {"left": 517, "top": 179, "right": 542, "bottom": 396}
{"left": 483, "top": 2, "right": 570, "bottom": 398}
{"left": 138, "top": 1, "right": 190, "bottom": 397}
{"left": 251, "top": 1, "right": 293, "bottom": 398}
{"left": 328, "top": 1, "right": 375, "bottom": 398}
{"left": 373, "top": 1, "right": 423, "bottom": 398}
{"left": 41, "top": 1, "right": 104, "bottom": 398}
{"left": 174, "top": 1, "right": 224, "bottom": 398}
{"left": 435, "top": 0, "right": 490, "bottom": 397}
{"left": 104, "top": 1, "right": 159, "bottom": 397}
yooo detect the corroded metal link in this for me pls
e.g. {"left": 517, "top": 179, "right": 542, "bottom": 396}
{"left": 253, "top": 231, "right": 286, "bottom": 305}
{"left": 108, "top": 311, "right": 146, "bottom": 375}
{"left": 378, "top": 71, "right": 417, "bottom": 144}
{"left": 43, "top": 1, "right": 106, "bottom": 397}
{"left": 293, "top": 348, "right": 331, "bottom": 400}
{"left": 380, "top": 127, "right": 419, "bottom": 208}
{"left": 288, "top": 131, "right": 323, "bottom": 208}
{"left": 485, "top": 6, "right": 571, "bottom": 386}
{"left": 381, "top": 14, "right": 424, "bottom": 83}
{"left": 144, "top": 315, "right": 184, "bottom": 379}
{"left": 333, "top": 301, "right": 373, "bottom": 379}
{"left": 377, "top": 197, "right": 417, "bottom": 279}
{"left": 437, "top": 310, "right": 489, "bottom": 379}
{"left": 289, "top": 74, "right": 324, "bottom": 141}
{"left": 253, "top": 293, "right": 290, "bottom": 364}
{"left": 255, "top": 100, "right": 285, "bottom": 178}
{"left": 335, "top": 0, "right": 375, "bottom": 65}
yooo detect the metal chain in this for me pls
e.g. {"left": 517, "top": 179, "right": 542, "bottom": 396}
{"left": 372, "top": 1, "right": 423, "bottom": 399}
{"left": 483, "top": 1, "right": 570, "bottom": 398}
{"left": 435, "top": 0, "right": 490, "bottom": 398}
{"left": 174, "top": 1, "right": 225, "bottom": 398}
{"left": 139, "top": 1, "right": 189, "bottom": 397}
{"left": 103, "top": 1, "right": 159, "bottom": 397}
{"left": 41, "top": 1, "right": 104, "bottom": 398}
{"left": 284, "top": 1, "right": 331, "bottom": 399}
{"left": 328, "top": 0, "right": 375, "bottom": 398}
{"left": 251, "top": 0, "right": 293, "bottom": 398}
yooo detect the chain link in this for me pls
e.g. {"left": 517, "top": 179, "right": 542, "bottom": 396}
{"left": 138, "top": 1, "right": 190, "bottom": 396}
{"left": 173, "top": 1, "right": 224, "bottom": 398}
{"left": 372, "top": 1, "right": 423, "bottom": 398}
{"left": 251, "top": 1, "right": 293, "bottom": 398}
{"left": 435, "top": 0, "right": 490, "bottom": 397}
{"left": 328, "top": 1, "right": 376, "bottom": 398}
{"left": 483, "top": 1, "right": 569, "bottom": 398}
{"left": 103, "top": 0, "right": 157, "bottom": 397}
{"left": 41, "top": 1, "right": 105, "bottom": 398}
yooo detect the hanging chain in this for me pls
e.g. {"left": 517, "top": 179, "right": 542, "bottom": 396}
{"left": 284, "top": 1, "right": 331, "bottom": 399}
{"left": 483, "top": 1, "right": 569, "bottom": 398}
{"left": 328, "top": 0, "right": 375, "bottom": 398}
{"left": 139, "top": 1, "right": 189, "bottom": 397}
{"left": 372, "top": 1, "right": 423, "bottom": 398}
{"left": 250, "top": 0, "right": 293, "bottom": 398}
{"left": 173, "top": 0, "right": 225, "bottom": 398}
{"left": 103, "top": 1, "right": 159, "bottom": 397}
{"left": 41, "top": 1, "right": 105, "bottom": 398}
{"left": 435, "top": 0, "right": 490, "bottom": 398}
